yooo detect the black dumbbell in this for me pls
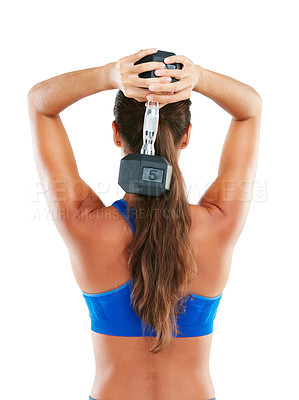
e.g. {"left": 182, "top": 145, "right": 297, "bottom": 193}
{"left": 118, "top": 152, "right": 173, "bottom": 197}
{"left": 118, "top": 100, "right": 173, "bottom": 197}
{"left": 118, "top": 50, "right": 181, "bottom": 197}
{"left": 134, "top": 49, "right": 182, "bottom": 83}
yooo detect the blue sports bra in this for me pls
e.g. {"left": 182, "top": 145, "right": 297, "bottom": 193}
{"left": 82, "top": 199, "right": 223, "bottom": 338}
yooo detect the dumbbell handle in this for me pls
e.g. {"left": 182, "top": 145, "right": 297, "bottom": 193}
{"left": 140, "top": 101, "right": 159, "bottom": 156}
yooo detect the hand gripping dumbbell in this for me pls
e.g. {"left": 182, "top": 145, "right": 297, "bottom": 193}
{"left": 117, "top": 50, "right": 182, "bottom": 197}
{"left": 134, "top": 49, "right": 182, "bottom": 83}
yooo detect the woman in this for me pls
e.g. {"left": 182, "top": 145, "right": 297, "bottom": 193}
{"left": 27, "top": 48, "right": 262, "bottom": 400}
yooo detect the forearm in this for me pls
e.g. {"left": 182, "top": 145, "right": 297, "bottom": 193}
{"left": 27, "top": 62, "right": 116, "bottom": 117}
{"left": 194, "top": 66, "right": 262, "bottom": 121}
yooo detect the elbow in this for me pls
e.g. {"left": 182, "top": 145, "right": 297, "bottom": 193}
{"left": 27, "top": 90, "right": 35, "bottom": 114}
{"left": 27, "top": 81, "right": 43, "bottom": 103}
{"left": 251, "top": 88, "right": 263, "bottom": 115}
{"left": 255, "top": 90, "right": 262, "bottom": 109}
{"left": 27, "top": 83, "right": 42, "bottom": 114}
{"left": 27, "top": 86, "right": 36, "bottom": 109}
{"left": 27, "top": 83, "right": 37, "bottom": 99}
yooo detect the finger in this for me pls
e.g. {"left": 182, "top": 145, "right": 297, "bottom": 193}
{"left": 133, "top": 61, "right": 166, "bottom": 74}
{"left": 154, "top": 68, "right": 182, "bottom": 80}
{"left": 132, "top": 69, "right": 182, "bottom": 87}
{"left": 146, "top": 88, "right": 191, "bottom": 104}
{"left": 132, "top": 75, "right": 173, "bottom": 89}
{"left": 141, "top": 90, "right": 174, "bottom": 103}
{"left": 147, "top": 79, "right": 186, "bottom": 93}
{"left": 129, "top": 48, "right": 158, "bottom": 63}
{"left": 125, "top": 87, "right": 153, "bottom": 102}
{"left": 163, "top": 55, "right": 186, "bottom": 66}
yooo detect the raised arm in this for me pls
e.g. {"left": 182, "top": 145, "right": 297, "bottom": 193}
{"left": 27, "top": 64, "right": 113, "bottom": 243}
{"left": 194, "top": 66, "right": 262, "bottom": 241}
{"left": 27, "top": 48, "right": 171, "bottom": 244}
{"left": 142, "top": 56, "right": 262, "bottom": 245}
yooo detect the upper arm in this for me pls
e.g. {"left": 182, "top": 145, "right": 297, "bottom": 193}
{"left": 27, "top": 96, "right": 104, "bottom": 242}
{"left": 198, "top": 100, "right": 262, "bottom": 239}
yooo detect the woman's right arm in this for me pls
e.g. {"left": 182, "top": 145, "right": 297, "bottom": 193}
{"left": 146, "top": 57, "right": 262, "bottom": 243}
{"left": 194, "top": 66, "right": 262, "bottom": 242}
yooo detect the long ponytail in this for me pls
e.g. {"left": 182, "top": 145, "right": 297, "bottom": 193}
{"left": 113, "top": 91, "right": 197, "bottom": 353}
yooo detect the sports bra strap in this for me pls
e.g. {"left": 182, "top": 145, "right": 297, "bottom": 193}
{"left": 111, "top": 199, "right": 136, "bottom": 234}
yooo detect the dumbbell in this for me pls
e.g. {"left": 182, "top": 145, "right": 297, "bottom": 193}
{"left": 134, "top": 49, "right": 182, "bottom": 83}
{"left": 118, "top": 50, "right": 181, "bottom": 197}
{"left": 118, "top": 101, "right": 173, "bottom": 197}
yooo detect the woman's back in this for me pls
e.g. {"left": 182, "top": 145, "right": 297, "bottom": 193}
{"left": 71, "top": 199, "right": 233, "bottom": 400}
{"left": 28, "top": 48, "right": 262, "bottom": 399}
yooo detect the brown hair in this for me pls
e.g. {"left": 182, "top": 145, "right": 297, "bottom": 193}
{"left": 113, "top": 90, "right": 197, "bottom": 353}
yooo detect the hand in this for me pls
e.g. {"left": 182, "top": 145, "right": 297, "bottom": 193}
{"left": 110, "top": 48, "right": 175, "bottom": 109}
{"left": 145, "top": 54, "right": 201, "bottom": 104}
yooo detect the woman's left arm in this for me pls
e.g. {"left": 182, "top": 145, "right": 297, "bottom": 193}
{"left": 27, "top": 48, "right": 180, "bottom": 243}
{"left": 27, "top": 63, "right": 117, "bottom": 241}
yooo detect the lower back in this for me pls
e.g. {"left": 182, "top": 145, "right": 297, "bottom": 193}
{"left": 90, "top": 332, "right": 215, "bottom": 400}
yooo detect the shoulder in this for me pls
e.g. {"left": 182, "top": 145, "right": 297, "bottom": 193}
{"left": 65, "top": 205, "right": 131, "bottom": 246}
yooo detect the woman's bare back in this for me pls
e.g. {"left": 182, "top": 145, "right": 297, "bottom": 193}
{"left": 69, "top": 201, "right": 233, "bottom": 400}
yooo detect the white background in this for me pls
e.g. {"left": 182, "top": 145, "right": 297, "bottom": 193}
{"left": 1, "top": 1, "right": 298, "bottom": 399}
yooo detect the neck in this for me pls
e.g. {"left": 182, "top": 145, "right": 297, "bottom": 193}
{"left": 122, "top": 193, "right": 140, "bottom": 208}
